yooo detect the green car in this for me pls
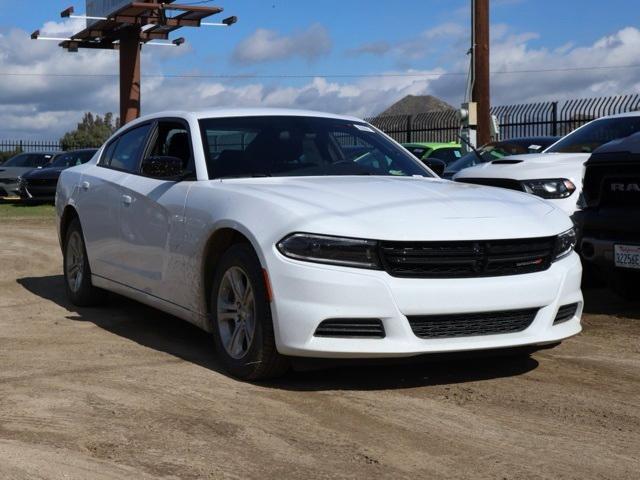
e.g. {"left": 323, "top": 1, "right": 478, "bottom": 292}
{"left": 402, "top": 142, "right": 463, "bottom": 165}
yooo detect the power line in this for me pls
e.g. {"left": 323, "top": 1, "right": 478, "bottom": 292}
{"left": 1, "top": 63, "right": 640, "bottom": 80}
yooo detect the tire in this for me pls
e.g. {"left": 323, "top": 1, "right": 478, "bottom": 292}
{"left": 210, "top": 244, "right": 289, "bottom": 380}
{"left": 63, "top": 218, "right": 104, "bottom": 306}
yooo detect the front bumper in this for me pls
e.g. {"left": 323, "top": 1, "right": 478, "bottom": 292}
{"left": 0, "top": 181, "right": 19, "bottom": 197}
{"left": 573, "top": 208, "right": 640, "bottom": 270}
{"left": 267, "top": 250, "right": 583, "bottom": 358}
{"left": 18, "top": 182, "right": 56, "bottom": 201}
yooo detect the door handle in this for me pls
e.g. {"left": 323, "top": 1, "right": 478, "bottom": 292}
{"left": 81, "top": 181, "right": 90, "bottom": 191}
{"left": 122, "top": 194, "right": 133, "bottom": 206}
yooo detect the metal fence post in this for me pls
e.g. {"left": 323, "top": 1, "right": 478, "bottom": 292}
{"left": 406, "top": 115, "right": 412, "bottom": 143}
{"left": 551, "top": 101, "right": 558, "bottom": 137}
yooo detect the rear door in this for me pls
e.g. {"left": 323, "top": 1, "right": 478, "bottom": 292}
{"left": 78, "top": 123, "right": 152, "bottom": 282}
{"left": 118, "top": 118, "right": 195, "bottom": 305}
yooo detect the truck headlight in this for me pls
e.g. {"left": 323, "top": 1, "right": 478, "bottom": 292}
{"left": 521, "top": 179, "right": 576, "bottom": 199}
{"left": 554, "top": 228, "right": 577, "bottom": 261}
{"left": 277, "top": 233, "right": 382, "bottom": 269}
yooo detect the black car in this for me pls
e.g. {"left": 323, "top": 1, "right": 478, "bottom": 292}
{"left": 19, "top": 149, "right": 98, "bottom": 202}
{"left": 0, "top": 152, "right": 55, "bottom": 197}
{"left": 574, "top": 132, "right": 640, "bottom": 300}
{"left": 442, "top": 136, "right": 560, "bottom": 179}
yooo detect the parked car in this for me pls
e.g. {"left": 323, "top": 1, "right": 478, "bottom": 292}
{"left": 402, "top": 142, "right": 463, "bottom": 165}
{"left": 0, "top": 152, "right": 55, "bottom": 197}
{"left": 56, "top": 109, "right": 582, "bottom": 380}
{"left": 442, "top": 137, "right": 560, "bottom": 179}
{"left": 18, "top": 149, "right": 98, "bottom": 202}
{"left": 574, "top": 132, "right": 640, "bottom": 300}
{"left": 454, "top": 112, "right": 640, "bottom": 214}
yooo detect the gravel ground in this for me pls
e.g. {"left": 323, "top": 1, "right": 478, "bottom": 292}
{"left": 1, "top": 217, "right": 639, "bottom": 480}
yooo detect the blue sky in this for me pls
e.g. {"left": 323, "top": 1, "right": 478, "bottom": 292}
{"left": 1, "top": 0, "right": 639, "bottom": 138}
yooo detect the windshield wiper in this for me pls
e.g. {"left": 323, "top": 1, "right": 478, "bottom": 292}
{"left": 458, "top": 134, "right": 485, "bottom": 165}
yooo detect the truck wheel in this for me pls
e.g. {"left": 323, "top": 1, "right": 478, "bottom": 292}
{"left": 63, "top": 218, "right": 104, "bottom": 306}
{"left": 211, "top": 244, "right": 289, "bottom": 380}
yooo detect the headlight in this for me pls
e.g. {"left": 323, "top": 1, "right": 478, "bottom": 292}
{"left": 521, "top": 179, "right": 576, "bottom": 199}
{"left": 277, "top": 233, "right": 382, "bottom": 269}
{"left": 554, "top": 228, "right": 577, "bottom": 260}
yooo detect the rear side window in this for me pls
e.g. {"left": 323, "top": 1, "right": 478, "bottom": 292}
{"left": 429, "top": 148, "right": 462, "bottom": 165}
{"left": 103, "top": 124, "right": 151, "bottom": 172}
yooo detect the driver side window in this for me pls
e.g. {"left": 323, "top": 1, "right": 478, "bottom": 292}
{"left": 145, "top": 120, "right": 194, "bottom": 178}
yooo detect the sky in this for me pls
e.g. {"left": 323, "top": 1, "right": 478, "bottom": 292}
{"left": 1, "top": 0, "right": 639, "bottom": 139}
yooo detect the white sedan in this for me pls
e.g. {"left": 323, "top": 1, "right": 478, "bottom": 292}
{"left": 454, "top": 112, "right": 640, "bottom": 214}
{"left": 56, "top": 109, "right": 583, "bottom": 380}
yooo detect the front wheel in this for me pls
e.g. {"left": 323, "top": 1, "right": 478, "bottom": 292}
{"left": 211, "top": 244, "right": 289, "bottom": 380}
{"left": 63, "top": 218, "right": 104, "bottom": 306}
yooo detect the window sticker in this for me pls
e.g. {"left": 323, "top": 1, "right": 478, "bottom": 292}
{"left": 353, "top": 124, "right": 375, "bottom": 133}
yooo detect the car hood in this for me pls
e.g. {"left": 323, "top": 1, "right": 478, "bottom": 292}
{"left": 454, "top": 152, "right": 589, "bottom": 181}
{"left": 23, "top": 166, "right": 65, "bottom": 180}
{"left": 0, "top": 166, "right": 39, "bottom": 179}
{"left": 214, "top": 176, "right": 572, "bottom": 241}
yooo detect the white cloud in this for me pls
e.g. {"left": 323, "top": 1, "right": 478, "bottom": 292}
{"left": 232, "top": 24, "right": 331, "bottom": 65}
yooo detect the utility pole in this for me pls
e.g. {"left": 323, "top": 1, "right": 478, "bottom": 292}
{"left": 472, "top": 0, "right": 491, "bottom": 146}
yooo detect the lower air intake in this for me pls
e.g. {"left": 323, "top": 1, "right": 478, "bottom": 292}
{"left": 407, "top": 308, "right": 539, "bottom": 339}
{"left": 314, "top": 319, "right": 385, "bottom": 338}
{"left": 553, "top": 303, "right": 579, "bottom": 325}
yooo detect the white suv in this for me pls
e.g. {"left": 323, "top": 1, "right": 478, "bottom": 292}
{"left": 56, "top": 109, "right": 583, "bottom": 380}
{"left": 454, "top": 112, "right": 640, "bottom": 214}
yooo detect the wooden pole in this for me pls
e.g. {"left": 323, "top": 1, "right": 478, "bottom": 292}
{"left": 472, "top": 0, "right": 491, "bottom": 145}
{"left": 119, "top": 26, "right": 142, "bottom": 125}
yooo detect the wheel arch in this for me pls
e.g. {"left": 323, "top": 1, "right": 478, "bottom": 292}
{"left": 201, "top": 225, "right": 265, "bottom": 320}
{"left": 59, "top": 205, "right": 80, "bottom": 249}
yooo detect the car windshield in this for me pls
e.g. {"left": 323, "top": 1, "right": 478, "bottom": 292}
{"left": 2, "top": 153, "right": 52, "bottom": 167}
{"left": 50, "top": 150, "right": 96, "bottom": 168}
{"left": 199, "top": 116, "right": 432, "bottom": 179}
{"left": 546, "top": 117, "right": 640, "bottom": 153}
{"left": 405, "top": 146, "right": 431, "bottom": 158}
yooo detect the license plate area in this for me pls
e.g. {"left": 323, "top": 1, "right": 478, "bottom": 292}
{"left": 614, "top": 244, "right": 640, "bottom": 270}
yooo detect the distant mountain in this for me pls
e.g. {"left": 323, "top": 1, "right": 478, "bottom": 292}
{"left": 378, "top": 95, "right": 455, "bottom": 116}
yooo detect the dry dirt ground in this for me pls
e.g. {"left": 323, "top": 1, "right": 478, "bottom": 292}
{"left": 1, "top": 216, "right": 639, "bottom": 480}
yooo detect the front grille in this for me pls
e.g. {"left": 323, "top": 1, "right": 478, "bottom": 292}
{"left": 380, "top": 237, "right": 555, "bottom": 278}
{"left": 455, "top": 177, "right": 525, "bottom": 192}
{"left": 582, "top": 158, "right": 640, "bottom": 207}
{"left": 0, "top": 178, "right": 14, "bottom": 184}
{"left": 314, "top": 319, "right": 385, "bottom": 338}
{"left": 25, "top": 178, "right": 57, "bottom": 187}
{"left": 408, "top": 308, "right": 539, "bottom": 339}
{"left": 553, "top": 303, "right": 578, "bottom": 325}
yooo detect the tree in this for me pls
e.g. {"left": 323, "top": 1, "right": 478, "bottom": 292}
{"left": 60, "top": 112, "right": 119, "bottom": 150}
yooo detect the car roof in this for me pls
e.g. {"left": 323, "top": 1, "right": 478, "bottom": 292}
{"left": 402, "top": 142, "right": 461, "bottom": 148}
{"left": 127, "top": 108, "right": 365, "bottom": 128}
{"left": 57, "top": 148, "right": 99, "bottom": 153}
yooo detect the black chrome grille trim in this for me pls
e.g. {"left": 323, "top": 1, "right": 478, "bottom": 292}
{"left": 314, "top": 319, "right": 385, "bottom": 338}
{"left": 407, "top": 308, "right": 539, "bottom": 339}
{"left": 553, "top": 303, "right": 579, "bottom": 325}
{"left": 380, "top": 237, "right": 555, "bottom": 278}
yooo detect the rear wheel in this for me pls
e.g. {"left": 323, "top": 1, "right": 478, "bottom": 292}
{"left": 63, "top": 218, "right": 103, "bottom": 306}
{"left": 211, "top": 244, "right": 289, "bottom": 380}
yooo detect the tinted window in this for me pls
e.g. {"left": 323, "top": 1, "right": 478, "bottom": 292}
{"left": 547, "top": 117, "right": 640, "bottom": 154}
{"left": 50, "top": 150, "right": 96, "bottom": 168}
{"left": 108, "top": 124, "right": 151, "bottom": 172}
{"left": 429, "top": 148, "right": 462, "bottom": 164}
{"left": 200, "top": 116, "right": 431, "bottom": 179}
{"left": 406, "top": 146, "right": 431, "bottom": 159}
{"left": 3, "top": 153, "right": 53, "bottom": 167}
{"left": 146, "top": 121, "right": 193, "bottom": 174}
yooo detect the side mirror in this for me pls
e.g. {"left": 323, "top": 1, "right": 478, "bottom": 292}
{"left": 141, "top": 156, "right": 184, "bottom": 179}
{"left": 423, "top": 158, "right": 446, "bottom": 177}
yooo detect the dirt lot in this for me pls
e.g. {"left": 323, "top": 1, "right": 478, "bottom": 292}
{"left": 1, "top": 216, "right": 639, "bottom": 480}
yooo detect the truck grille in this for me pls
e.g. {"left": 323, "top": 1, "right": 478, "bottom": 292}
{"left": 582, "top": 158, "right": 640, "bottom": 207}
{"left": 314, "top": 319, "right": 385, "bottom": 338}
{"left": 380, "top": 237, "right": 555, "bottom": 278}
{"left": 407, "top": 308, "right": 539, "bottom": 339}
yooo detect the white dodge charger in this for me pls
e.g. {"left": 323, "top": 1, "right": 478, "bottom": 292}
{"left": 56, "top": 109, "right": 583, "bottom": 380}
